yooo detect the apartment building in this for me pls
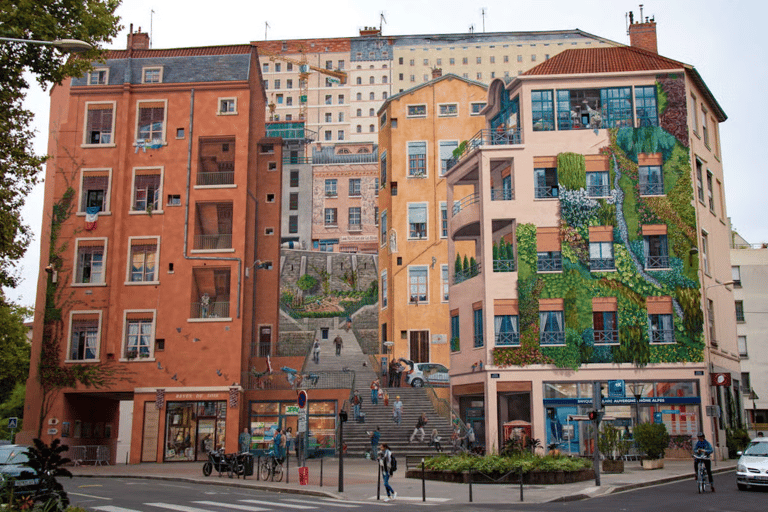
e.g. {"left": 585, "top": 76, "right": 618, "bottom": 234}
{"left": 21, "top": 30, "right": 283, "bottom": 464}
{"left": 444, "top": 21, "right": 741, "bottom": 458}
{"left": 377, "top": 72, "right": 487, "bottom": 368}
{"left": 730, "top": 237, "right": 768, "bottom": 435}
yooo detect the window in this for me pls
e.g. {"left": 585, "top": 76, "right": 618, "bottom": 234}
{"left": 706, "top": 171, "right": 715, "bottom": 213}
{"left": 639, "top": 165, "right": 663, "bottom": 195}
{"left": 470, "top": 102, "right": 486, "bottom": 115}
{"left": 79, "top": 170, "right": 110, "bottom": 213}
{"left": 407, "top": 141, "right": 427, "bottom": 177}
{"left": 593, "top": 311, "right": 618, "bottom": 345}
{"left": 88, "top": 68, "right": 108, "bottom": 85}
{"left": 84, "top": 102, "right": 115, "bottom": 145}
{"left": 439, "top": 103, "right": 458, "bottom": 117}
{"left": 644, "top": 233, "right": 669, "bottom": 269}
{"left": 495, "top": 314, "right": 519, "bottom": 346}
{"left": 451, "top": 313, "right": 460, "bottom": 351}
{"left": 537, "top": 251, "right": 562, "bottom": 272}
{"left": 380, "top": 210, "right": 387, "bottom": 246}
{"left": 132, "top": 170, "right": 161, "bottom": 212}
{"left": 440, "top": 202, "right": 448, "bottom": 238}
{"left": 381, "top": 270, "right": 388, "bottom": 309}
{"left": 348, "top": 207, "right": 361, "bottom": 231}
{"left": 589, "top": 240, "right": 614, "bottom": 270}
{"left": 473, "top": 307, "right": 484, "bottom": 347}
{"left": 325, "top": 179, "right": 337, "bottom": 197}
{"left": 534, "top": 167, "right": 558, "bottom": 198}
{"left": 129, "top": 240, "right": 158, "bottom": 283}
{"left": 123, "top": 314, "right": 155, "bottom": 359}
{"left": 142, "top": 67, "right": 162, "bottom": 83}
{"left": 289, "top": 192, "right": 299, "bottom": 210}
{"left": 586, "top": 171, "right": 610, "bottom": 197}
{"left": 441, "top": 264, "right": 449, "bottom": 302}
{"left": 407, "top": 104, "right": 427, "bottom": 118}
{"left": 732, "top": 266, "right": 742, "bottom": 287}
{"left": 68, "top": 315, "right": 100, "bottom": 361}
{"left": 349, "top": 178, "right": 361, "bottom": 197}
{"left": 701, "top": 232, "right": 710, "bottom": 275}
{"left": 408, "top": 203, "right": 428, "bottom": 239}
{"left": 439, "top": 141, "right": 458, "bottom": 175}
{"left": 735, "top": 300, "right": 745, "bottom": 322}
{"left": 635, "top": 86, "right": 658, "bottom": 127}
{"left": 540, "top": 310, "right": 564, "bottom": 345}
{"left": 219, "top": 98, "right": 236, "bottom": 114}
{"left": 380, "top": 151, "right": 387, "bottom": 187}
{"left": 75, "top": 240, "right": 106, "bottom": 285}
{"left": 696, "top": 159, "right": 705, "bottom": 203}
{"left": 649, "top": 313, "right": 674, "bottom": 343}
{"left": 738, "top": 336, "right": 748, "bottom": 358}
{"left": 289, "top": 170, "right": 299, "bottom": 188}
{"left": 531, "top": 90, "right": 554, "bottom": 131}
{"left": 408, "top": 266, "right": 428, "bottom": 304}
{"left": 324, "top": 208, "right": 337, "bottom": 226}
{"left": 136, "top": 100, "right": 166, "bottom": 142}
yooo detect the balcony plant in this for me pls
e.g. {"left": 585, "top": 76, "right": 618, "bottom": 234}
{"left": 597, "top": 424, "right": 627, "bottom": 473}
{"left": 634, "top": 422, "right": 670, "bottom": 469}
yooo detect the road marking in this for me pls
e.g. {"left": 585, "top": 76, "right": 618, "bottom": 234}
{"left": 282, "top": 498, "right": 357, "bottom": 508}
{"left": 147, "top": 503, "right": 219, "bottom": 512}
{"left": 239, "top": 499, "right": 315, "bottom": 509}
{"left": 94, "top": 506, "right": 142, "bottom": 512}
{"left": 192, "top": 501, "right": 269, "bottom": 511}
{"left": 70, "top": 492, "right": 112, "bottom": 500}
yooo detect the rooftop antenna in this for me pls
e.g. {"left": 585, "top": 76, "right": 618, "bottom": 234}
{"left": 150, "top": 9, "right": 154, "bottom": 48}
{"left": 265, "top": 21, "right": 270, "bottom": 40}
{"left": 481, "top": 7, "right": 487, "bottom": 33}
{"left": 380, "top": 12, "right": 387, "bottom": 33}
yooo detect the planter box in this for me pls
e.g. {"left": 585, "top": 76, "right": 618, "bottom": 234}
{"left": 641, "top": 458, "right": 664, "bottom": 470}
{"left": 602, "top": 459, "right": 624, "bottom": 473}
{"left": 404, "top": 468, "right": 595, "bottom": 485}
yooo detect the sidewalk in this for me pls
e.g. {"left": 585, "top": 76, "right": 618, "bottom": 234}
{"left": 68, "top": 456, "right": 736, "bottom": 504}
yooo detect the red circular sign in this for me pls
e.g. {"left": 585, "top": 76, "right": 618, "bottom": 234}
{"left": 298, "top": 390, "right": 307, "bottom": 408}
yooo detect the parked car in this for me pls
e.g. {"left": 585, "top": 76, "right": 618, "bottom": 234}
{"left": 0, "top": 444, "right": 39, "bottom": 501}
{"left": 736, "top": 436, "right": 768, "bottom": 490}
{"left": 399, "top": 358, "right": 449, "bottom": 387}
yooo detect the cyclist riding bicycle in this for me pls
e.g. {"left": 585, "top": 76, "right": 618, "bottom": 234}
{"left": 693, "top": 431, "right": 715, "bottom": 492}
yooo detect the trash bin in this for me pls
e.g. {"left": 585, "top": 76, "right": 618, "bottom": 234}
{"left": 242, "top": 453, "right": 254, "bottom": 477}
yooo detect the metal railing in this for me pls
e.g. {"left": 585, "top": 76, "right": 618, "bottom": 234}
{"left": 452, "top": 192, "right": 480, "bottom": 215}
{"left": 242, "top": 369, "right": 356, "bottom": 391}
{"left": 490, "top": 188, "right": 514, "bottom": 201}
{"left": 495, "top": 332, "right": 520, "bottom": 346}
{"left": 594, "top": 330, "right": 619, "bottom": 345}
{"left": 70, "top": 445, "right": 110, "bottom": 465}
{"left": 190, "top": 301, "right": 231, "bottom": 319}
{"left": 445, "top": 128, "right": 522, "bottom": 171}
{"left": 645, "top": 255, "right": 669, "bottom": 269}
{"left": 589, "top": 258, "right": 615, "bottom": 271}
{"left": 492, "top": 259, "right": 516, "bottom": 272}
{"left": 540, "top": 331, "right": 565, "bottom": 345}
{"left": 537, "top": 254, "right": 562, "bottom": 272}
{"left": 454, "top": 262, "right": 481, "bottom": 284}
{"left": 196, "top": 171, "right": 235, "bottom": 186}
{"left": 194, "top": 234, "right": 232, "bottom": 250}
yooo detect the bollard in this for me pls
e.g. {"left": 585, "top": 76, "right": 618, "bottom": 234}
{"left": 421, "top": 458, "right": 426, "bottom": 502}
{"left": 469, "top": 467, "right": 473, "bottom": 502}
{"left": 320, "top": 457, "right": 323, "bottom": 487}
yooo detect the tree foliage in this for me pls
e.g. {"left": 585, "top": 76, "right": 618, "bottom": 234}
{"left": 0, "top": 1, "right": 121, "bottom": 288}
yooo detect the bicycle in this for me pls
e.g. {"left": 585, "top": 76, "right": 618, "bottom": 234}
{"left": 259, "top": 450, "right": 284, "bottom": 482}
{"left": 693, "top": 452, "right": 712, "bottom": 493}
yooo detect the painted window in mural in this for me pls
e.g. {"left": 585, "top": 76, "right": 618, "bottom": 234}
{"left": 165, "top": 401, "right": 226, "bottom": 462}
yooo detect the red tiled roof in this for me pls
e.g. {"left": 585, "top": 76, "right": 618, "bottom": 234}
{"left": 105, "top": 45, "right": 252, "bottom": 59}
{"left": 523, "top": 46, "right": 685, "bottom": 76}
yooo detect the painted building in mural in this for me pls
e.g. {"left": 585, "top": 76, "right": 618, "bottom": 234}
{"left": 445, "top": 21, "right": 741, "bottom": 458}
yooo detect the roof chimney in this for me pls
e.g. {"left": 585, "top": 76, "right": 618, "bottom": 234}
{"left": 628, "top": 14, "right": 657, "bottom": 53}
{"left": 431, "top": 68, "right": 442, "bottom": 79}
{"left": 127, "top": 24, "right": 150, "bottom": 51}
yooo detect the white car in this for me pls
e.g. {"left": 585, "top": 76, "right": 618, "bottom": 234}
{"left": 736, "top": 437, "right": 768, "bottom": 490}
{"left": 399, "top": 359, "right": 449, "bottom": 387}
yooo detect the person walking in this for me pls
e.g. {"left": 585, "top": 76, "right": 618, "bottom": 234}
{"left": 352, "top": 390, "right": 362, "bottom": 422}
{"left": 693, "top": 431, "right": 715, "bottom": 492}
{"left": 371, "top": 378, "right": 380, "bottom": 405}
{"left": 368, "top": 426, "right": 381, "bottom": 457}
{"left": 312, "top": 339, "right": 320, "bottom": 364}
{"left": 393, "top": 395, "right": 403, "bottom": 425}
{"left": 430, "top": 428, "right": 443, "bottom": 452}
{"left": 378, "top": 443, "right": 397, "bottom": 502}
{"left": 333, "top": 334, "right": 343, "bottom": 356}
{"left": 410, "top": 413, "right": 428, "bottom": 443}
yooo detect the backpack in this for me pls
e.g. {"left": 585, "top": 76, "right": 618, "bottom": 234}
{"left": 389, "top": 453, "right": 397, "bottom": 473}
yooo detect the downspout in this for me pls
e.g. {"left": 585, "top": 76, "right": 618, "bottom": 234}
{"left": 182, "top": 88, "right": 242, "bottom": 318}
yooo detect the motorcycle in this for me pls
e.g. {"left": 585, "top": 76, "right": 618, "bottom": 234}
{"left": 202, "top": 448, "right": 252, "bottom": 478}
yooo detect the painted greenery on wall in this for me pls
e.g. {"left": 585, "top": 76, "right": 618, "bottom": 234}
{"left": 493, "top": 118, "right": 703, "bottom": 369}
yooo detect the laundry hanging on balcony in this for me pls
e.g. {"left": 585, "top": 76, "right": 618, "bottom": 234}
{"left": 85, "top": 206, "right": 100, "bottom": 230}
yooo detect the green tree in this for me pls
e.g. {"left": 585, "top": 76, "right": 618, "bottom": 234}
{"left": 0, "top": 1, "right": 121, "bottom": 288}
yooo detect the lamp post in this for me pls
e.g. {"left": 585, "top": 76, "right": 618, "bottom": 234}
{"left": 0, "top": 36, "right": 93, "bottom": 53}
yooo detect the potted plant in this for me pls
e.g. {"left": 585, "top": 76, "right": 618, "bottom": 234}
{"left": 597, "top": 424, "right": 626, "bottom": 473}
{"left": 635, "top": 422, "right": 670, "bottom": 469}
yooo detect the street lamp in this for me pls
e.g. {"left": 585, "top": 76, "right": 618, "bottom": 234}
{"left": 0, "top": 36, "right": 93, "bottom": 53}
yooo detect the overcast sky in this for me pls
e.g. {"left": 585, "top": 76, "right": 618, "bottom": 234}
{"left": 7, "top": 0, "right": 766, "bottom": 307}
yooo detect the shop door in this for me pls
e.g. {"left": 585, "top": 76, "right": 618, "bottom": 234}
{"left": 196, "top": 417, "right": 216, "bottom": 461}
{"left": 409, "top": 330, "right": 429, "bottom": 363}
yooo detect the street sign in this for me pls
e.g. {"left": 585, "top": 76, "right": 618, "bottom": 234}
{"left": 608, "top": 380, "right": 625, "bottom": 398}
{"left": 8, "top": 417, "right": 18, "bottom": 429}
{"left": 298, "top": 390, "right": 307, "bottom": 409}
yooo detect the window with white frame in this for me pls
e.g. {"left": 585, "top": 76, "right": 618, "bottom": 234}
{"left": 132, "top": 169, "right": 162, "bottom": 212}
{"left": 136, "top": 100, "right": 166, "bottom": 142}
{"left": 123, "top": 312, "right": 155, "bottom": 359}
{"left": 88, "top": 68, "right": 109, "bottom": 85}
{"left": 441, "top": 264, "right": 449, "bottom": 302}
{"left": 68, "top": 313, "right": 101, "bottom": 361}
{"left": 142, "top": 67, "right": 162, "bottom": 84}
{"left": 439, "top": 140, "right": 458, "bottom": 175}
{"left": 407, "top": 141, "right": 427, "bottom": 177}
{"left": 407, "top": 104, "right": 427, "bottom": 118}
{"left": 381, "top": 270, "right": 388, "bottom": 309}
{"left": 218, "top": 98, "right": 237, "bottom": 114}
{"left": 79, "top": 169, "right": 111, "bottom": 213}
{"left": 408, "top": 203, "right": 428, "bottom": 239}
{"left": 84, "top": 102, "right": 115, "bottom": 145}
{"left": 439, "top": 103, "right": 458, "bottom": 117}
{"left": 74, "top": 239, "right": 106, "bottom": 285}
{"left": 408, "top": 266, "right": 428, "bottom": 304}
{"left": 128, "top": 239, "right": 158, "bottom": 283}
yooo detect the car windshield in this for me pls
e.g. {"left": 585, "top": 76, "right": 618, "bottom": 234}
{"left": 0, "top": 447, "right": 30, "bottom": 465}
{"left": 744, "top": 441, "right": 768, "bottom": 456}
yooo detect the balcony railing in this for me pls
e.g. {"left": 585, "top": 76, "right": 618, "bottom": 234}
{"left": 537, "top": 253, "right": 562, "bottom": 272}
{"left": 650, "top": 329, "right": 674, "bottom": 343}
{"left": 452, "top": 192, "right": 480, "bottom": 215}
{"left": 194, "top": 234, "right": 233, "bottom": 250}
{"left": 493, "top": 259, "right": 516, "bottom": 272}
{"left": 445, "top": 128, "right": 522, "bottom": 171}
{"left": 645, "top": 255, "right": 670, "bottom": 269}
{"left": 190, "top": 301, "right": 230, "bottom": 319}
{"left": 594, "top": 329, "right": 619, "bottom": 345}
{"left": 491, "top": 188, "right": 514, "bottom": 201}
{"left": 540, "top": 331, "right": 565, "bottom": 346}
{"left": 197, "top": 171, "right": 234, "bottom": 186}
{"left": 590, "top": 258, "right": 615, "bottom": 271}
{"left": 495, "top": 332, "right": 520, "bottom": 346}
{"left": 454, "top": 262, "right": 481, "bottom": 284}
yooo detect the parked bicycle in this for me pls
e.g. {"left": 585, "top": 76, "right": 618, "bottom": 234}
{"left": 259, "top": 450, "right": 284, "bottom": 482}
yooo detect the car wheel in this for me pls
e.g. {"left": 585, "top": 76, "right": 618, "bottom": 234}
{"left": 203, "top": 462, "right": 212, "bottom": 476}
{"left": 412, "top": 378, "right": 423, "bottom": 387}
{"left": 737, "top": 483, "right": 748, "bottom": 491}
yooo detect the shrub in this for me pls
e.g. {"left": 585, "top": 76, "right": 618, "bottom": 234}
{"left": 634, "top": 422, "right": 670, "bottom": 460}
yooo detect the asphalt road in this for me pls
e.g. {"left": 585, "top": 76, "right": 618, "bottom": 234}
{"left": 64, "top": 472, "right": 767, "bottom": 512}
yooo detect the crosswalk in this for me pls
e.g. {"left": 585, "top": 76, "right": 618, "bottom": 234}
{"left": 92, "top": 496, "right": 398, "bottom": 512}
